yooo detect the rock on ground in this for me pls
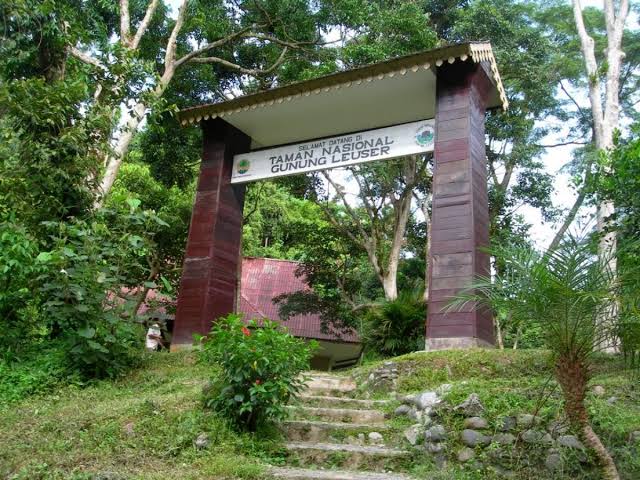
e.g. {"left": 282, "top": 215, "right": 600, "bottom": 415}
{"left": 424, "top": 424, "right": 447, "bottom": 442}
{"left": 425, "top": 441, "right": 444, "bottom": 453}
{"left": 194, "top": 432, "right": 209, "bottom": 449}
{"left": 463, "top": 417, "right": 488, "bottom": 429}
{"left": 516, "top": 414, "right": 541, "bottom": 428}
{"left": 498, "top": 416, "right": 517, "bottom": 432}
{"left": 457, "top": 447, "right": 475, "bottom": 462}
{"left": 545, "top": 449, "right": 563, "bottom": 472}
{"left": 557, "top": 435, "right": 585, "bottom": 450}
{"left": 403, "top": 424, "right": 423, "bottom": 446}
{"left": 628, "top": 431, "right": 640, "bottom": 444}
{"left": 547, "top": 420, "right": 569, "bottom": 436}
{"left": 461, "top": 429, "right": 490, "bottom": 447}
{"left": 454, "top": 393, "right": 485, "bottom": 416}
{"left": 521, "top": 429, "right": 553, "bottom": 445}
{"left": 394, "top": 405, "right": 411, "bottom": 416}
{"left": 492, "top": 433, "right": 516, "bottom": 445}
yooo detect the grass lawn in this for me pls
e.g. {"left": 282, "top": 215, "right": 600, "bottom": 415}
{"left": 0, "top": 351, "right": 283, "bottom": 480}
{"left": 1, "top": 348, "right": 639, "bottom": 479}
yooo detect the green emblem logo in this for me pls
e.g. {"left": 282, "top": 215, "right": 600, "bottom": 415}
{"left": 237, "top": 159, "right": 251, "bottom": 174}
{"left": 415, "top": 124, "right": 434, "bottom": 147}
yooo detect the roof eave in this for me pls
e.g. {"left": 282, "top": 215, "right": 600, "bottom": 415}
{"left": 177, "top": 42, "right": 508, "bottom": 127}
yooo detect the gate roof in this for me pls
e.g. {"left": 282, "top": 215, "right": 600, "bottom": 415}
{"left": 178, "top": 42, "right": 507, "bottom": 149}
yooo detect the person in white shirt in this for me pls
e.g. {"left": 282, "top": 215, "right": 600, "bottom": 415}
{"left": 145, "top": 323, "right": 164, "bottom": 351}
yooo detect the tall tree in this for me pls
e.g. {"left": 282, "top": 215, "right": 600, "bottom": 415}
{"left": 64, "top": 0, "right": 327, "bottom": 206}
{"left": 308, "top": 0, "right": 438, "bottom": 301}
{"left": 571, "top": 0, "right": 629, "bottom": 268}
{"left": 320, "top": 157, "right": 429, "bottom": 301}
{"left": 545, "top": 1, "right": 638, "bottom": 252}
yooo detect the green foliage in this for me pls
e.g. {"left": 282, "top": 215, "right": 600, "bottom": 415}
{"left": 36, "top": 203, "right": 168, "bottom": 378}
{"left": 136, "top": 114, "right": 201, "bottom": 189}
{"left": 0, "top": 77, "right": 110, "bottom": 232}
{"left": 361, "top": 290, "right": 426, "bottom": 357}
{"left": 337, "top": 0, "right": 438, "bottom": 66}
{"left": 200, "top": 314, "right": 316, "bottom": 431}
{"left": 242, "top": 181, "right": 326, "bottom": 260}
{"left": 452, "top": 239, "right": 623, "bottom": 358}
{"left": 0, "top": 221, "right": 46, "bottom": 355}
{"left": 0, "top": 341, "right": 73, "bottom": 405}
{"left": 598, "top": 124, "right": 640, "bottom": 363}
{"left": 107, "top": 162, "right": 195, "bottom": 290}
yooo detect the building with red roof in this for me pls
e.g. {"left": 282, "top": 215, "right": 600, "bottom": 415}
{"left": 140, "top": 257, "right": 362, "bottom": 370}
{"left": 239, "top": 257, "right": 361, "bottom": 370}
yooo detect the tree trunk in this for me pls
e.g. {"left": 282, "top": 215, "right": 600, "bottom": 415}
{"left": 94, "top": 70, "right": 174, "bottom": 208}
{"left": 381, "top": 272, "right": 398, "bottom": 302}
{"left": 495, "top": 314, "right": 504, "bottom": 350}
{"left": 512, "top": 321, "right": 522, "bottom": 350}
{"left": 555, "top": 353, "right": 620, "bottom": 480}
{"left": 547, "top": 185, "right": 587, "bottom": 252}
{"left": 95, "top": 100, "right": 147, "bottom": 208}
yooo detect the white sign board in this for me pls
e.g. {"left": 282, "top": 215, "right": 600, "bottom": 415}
{"left": 231, "top": 119, "right": 435, "bottom": 184}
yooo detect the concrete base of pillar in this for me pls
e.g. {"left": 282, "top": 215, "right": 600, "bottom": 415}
{"left": 425, "top": 337, "right": 495, "bottom": 351}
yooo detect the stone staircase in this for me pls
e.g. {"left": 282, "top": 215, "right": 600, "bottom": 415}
{"left": 269, "top": 373, "right": 413, "bottom": 480}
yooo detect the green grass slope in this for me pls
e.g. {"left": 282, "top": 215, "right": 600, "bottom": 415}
{"left": 0, "top": 352, "right": 279, "bottom": 480}
{"left": 1, "top": 349, "right": 638, "bottom": 479}
{"left": 352, "top": 349, "right": 640, "bottom": 479}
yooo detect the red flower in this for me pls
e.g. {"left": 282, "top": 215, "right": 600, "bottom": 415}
{"left": 242, "top": 326, "right": 251, "bottom": 337}
{"left": 255, "top": 379, "right": 262, "bottom": 385}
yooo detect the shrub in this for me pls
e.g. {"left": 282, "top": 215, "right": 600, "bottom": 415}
{"left": 0, "top": 341, "right": 74, "bottom": 405}
{"left": 36, "top": 200, "right": 167, "bottom": 379}
{"left": 361, "top": 290, "right": 426, "bottom": 357}
{"left": 200, "top": 314, "right": 316, "bottom": 431}
{"left": 0, "top": 221, "right": 45, "bottom": 357}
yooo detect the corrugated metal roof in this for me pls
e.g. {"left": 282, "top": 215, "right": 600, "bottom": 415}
{"left": 239, "top": 257, "right": 359, "bottom": 343}
{"left": 136, "top": 257, "right": 359, "bottom": 343}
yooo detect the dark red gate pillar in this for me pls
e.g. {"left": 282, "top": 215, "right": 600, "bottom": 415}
{"left": 172, "top": 118, "right": 250, "bottom": 349}
{"left": 426, "top": 60, "right": 495, "bottom": 350}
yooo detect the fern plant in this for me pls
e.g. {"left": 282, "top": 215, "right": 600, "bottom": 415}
{"left": 450, "top": 238, "right": 635, "bottom": 480}
{"left": 361, "top": 289, "right": 426, "bottom": 357}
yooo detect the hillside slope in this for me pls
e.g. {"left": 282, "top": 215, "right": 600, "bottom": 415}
{"left": 1, "top": 349, "right": 638, "bottom": 479}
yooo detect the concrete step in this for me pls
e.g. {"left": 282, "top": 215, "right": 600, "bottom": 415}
{"left": 281, "top": 419, "right": 391, "bottom": 443}
{"left": 304, "top": 376, "right": 357, "bottom": 396}
{"left": 268, "top": 466, "right": 412, "bottom": 480}
{"left": 298, "top": 395, "right": 390, "bottom": 409}
{"left": 286, "top": 406, "right": 386, "bottom": 424}
{"left": 284, "top": 442, "right": 411, "bottom": 472}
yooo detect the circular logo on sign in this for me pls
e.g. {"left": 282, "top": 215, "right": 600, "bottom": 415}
{"left": 415, "top": 124, "right": 435, "bottom": 147}
{"left": 237, "top": 159, "right": 251, "bottom": 174}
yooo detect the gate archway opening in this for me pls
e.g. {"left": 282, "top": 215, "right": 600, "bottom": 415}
{"left": 172, "top": 42, "right": 508, "bottom": 351}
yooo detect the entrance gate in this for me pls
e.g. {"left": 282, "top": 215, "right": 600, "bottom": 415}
{"left": 173, "top": 42, "right": 508, "bottom": 350}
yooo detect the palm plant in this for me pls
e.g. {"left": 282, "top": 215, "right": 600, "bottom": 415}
{"left": 450, "top": 238, "right": 622, "bottom": 480}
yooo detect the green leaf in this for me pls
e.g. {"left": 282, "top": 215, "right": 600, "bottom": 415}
{"left": 126, "top": 198, "right": 141, "bottom": 211}
{"left": 77, "top": 326, "right": 96, "bottom": 338}
{"left": 36, "top": 252, "right": 53, "bottom": 262}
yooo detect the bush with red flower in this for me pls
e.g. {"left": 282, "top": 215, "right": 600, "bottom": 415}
{"left": 199, "top": 314, "right": 316, "bottom": 431}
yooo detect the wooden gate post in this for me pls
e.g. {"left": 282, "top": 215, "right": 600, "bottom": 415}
{"left": 171, "top": 118, "right": 250, "bottom": 349}
{"left": 426, "top": 60, "right": 495, "bottom": 350}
